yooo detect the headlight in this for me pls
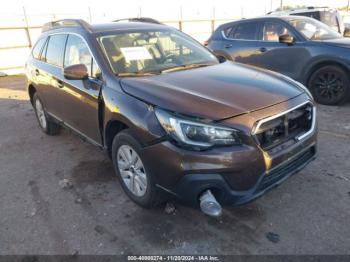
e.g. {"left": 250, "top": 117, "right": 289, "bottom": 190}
{"left": 155, "top": 108, "right": 240, "bottom": 149}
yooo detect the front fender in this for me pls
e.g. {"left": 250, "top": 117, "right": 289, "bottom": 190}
{"left": 102, "top": 86, "right": 165, "bottom": 147}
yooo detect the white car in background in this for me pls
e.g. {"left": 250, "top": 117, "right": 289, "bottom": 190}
{"left": 268, "top": 6, "right": 350, "bottom": 37}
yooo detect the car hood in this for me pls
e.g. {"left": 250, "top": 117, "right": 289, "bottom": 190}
{"left": 320, "top": 38, "right": 350, "bottom": 48}
{"left": 120, "top": 62, "right": 304, "bottom": 120}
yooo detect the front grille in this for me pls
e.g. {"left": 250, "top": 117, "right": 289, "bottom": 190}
{"left": 259, "top": 146, "right": 316, "bottom": 190}
{"left": 254, "top": 102, "right": 314, "bottom": 150}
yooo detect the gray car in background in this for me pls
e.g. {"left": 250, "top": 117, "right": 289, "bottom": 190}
{"left": 207, "top": 16, "right": 350, "bottom": 105}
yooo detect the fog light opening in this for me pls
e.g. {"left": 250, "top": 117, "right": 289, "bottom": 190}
{"left": 199, "top": 189, "right": 222, "bottom": 217}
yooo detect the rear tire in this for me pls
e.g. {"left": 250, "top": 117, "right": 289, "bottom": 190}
{"left": 111, "top": 129, "right": 161, "bottom": 208}
{"left": 33, "top": 93, "right": 60, "bottom": 135}
{"left": 308, "top": 65, "right": 350, "bottom": 105}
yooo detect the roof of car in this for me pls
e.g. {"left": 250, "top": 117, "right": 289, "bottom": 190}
{"left": 268, "top": 6, "right": 334, "bottom": 15}
{"left": 41, "top": 18, "right": 169, "bottom": 35}
{"left": 222, "top": 15, "right": 314, "bottom": 24}
{"left": 90, "top": 21, "right": 168, "bottom": 33}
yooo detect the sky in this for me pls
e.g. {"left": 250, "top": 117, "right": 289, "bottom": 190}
{"left": 1, "top": 0, "right": 350, "bottom": 26}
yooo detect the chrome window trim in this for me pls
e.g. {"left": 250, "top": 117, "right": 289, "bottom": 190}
{"left": 252, "top": 100, "right": 316, "bottom": 143}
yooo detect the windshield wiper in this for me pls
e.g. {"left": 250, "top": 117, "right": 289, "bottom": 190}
{"left": 117, "top": 71, "right": 160, "bottom": 77}
{"left": 116, "top": 64, "right": 212, "bottom": 77}
{"left": 160, "top": 63, "right": 212, "bottom": 73}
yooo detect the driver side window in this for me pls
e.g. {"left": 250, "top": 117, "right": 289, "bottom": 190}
{"left": 64, "top": 34, "right": 101, "bottom": 78}
{"left": 261, "top": 22, "right": 293, "bottom": 42}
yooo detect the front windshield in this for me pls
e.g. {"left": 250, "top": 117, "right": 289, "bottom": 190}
{"left": 287, "top": 17, "right": 342, "bottom": 40}
{"left": 98, "top": 29, "right": 218, "bottom": 75}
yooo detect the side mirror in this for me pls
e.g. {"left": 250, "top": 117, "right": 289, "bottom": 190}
{"left": 214, "top": 54, "right": 227, "bottom": 63}
{"left": 64, "top": 64, "right": 89, "bottom": 80}
{"left": 344, "top": 28, "right": 350, "bottom": 37}
{"left": 279, "top": 34, "right": 295, "bottom": 45}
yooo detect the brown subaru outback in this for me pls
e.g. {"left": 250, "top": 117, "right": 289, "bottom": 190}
{"left": 26, "top": 18, "right": 317, "bottom": 216}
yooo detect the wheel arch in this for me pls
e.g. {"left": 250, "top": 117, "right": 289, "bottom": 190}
{"left": 304, "top": 59, "right": 350, "bottom": 86}
{"left": 28, "top": 84, "right": 37, "bottom": 105}
{"left": 104, "top": 119, "right": 129, "bottom": 157}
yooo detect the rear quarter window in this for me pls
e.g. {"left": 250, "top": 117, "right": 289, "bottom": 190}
{"left": 31, "top": 37, "right": 46, "bottom": 60}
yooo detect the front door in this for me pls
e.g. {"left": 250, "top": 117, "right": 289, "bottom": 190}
{"left": 59, "top": 34, "right": 103, "bottom": 145}
{"left": 253, "top": 21, "right": 310, "bottom": 81}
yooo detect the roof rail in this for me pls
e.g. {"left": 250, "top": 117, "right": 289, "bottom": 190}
{"left": 113, "top": 17, "right": 162, "bottom": 24}
{"left": 42, "top": 19, "right": 91, "bottom": 33}
{"left": 306, "top": 6, "right": 329, "bottom": 9}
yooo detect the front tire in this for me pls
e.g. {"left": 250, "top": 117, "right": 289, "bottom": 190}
{"left": 33, "top": 93, "right": 60, "bottom": 135}
{"left": 309, "top": 65, "right": 350, "bottom": 105}
{"left": 111, "top": 129, "right": 161, "bottom": 208}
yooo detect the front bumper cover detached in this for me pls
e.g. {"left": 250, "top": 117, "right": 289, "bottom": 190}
{"left": 158, "top": 144, "right": 316, "bottom": 208}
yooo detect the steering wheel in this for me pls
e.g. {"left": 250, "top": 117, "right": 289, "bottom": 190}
{"left": 162, "top": 53, "right": 182, "bottom": 65}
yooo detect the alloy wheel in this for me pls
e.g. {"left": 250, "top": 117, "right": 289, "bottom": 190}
{"left": 313, "top": 72, "right": 345, "bottom": 101}
{"left": 117, "top": 145, "right": 148, "bottom": 197}
{"left": 35, "top": 98, "right": 47, "bottom": 129}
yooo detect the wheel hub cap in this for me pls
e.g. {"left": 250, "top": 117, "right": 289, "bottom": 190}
{"left": 117, "top": 145, "right": 147, "bottom": 197}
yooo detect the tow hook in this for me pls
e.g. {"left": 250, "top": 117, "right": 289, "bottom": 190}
{"left": 199, "top": 190, "right": 222, "bottom": 217}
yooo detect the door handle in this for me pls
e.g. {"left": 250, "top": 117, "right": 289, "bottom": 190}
{"left": 259, "top": 47, "right": 267, "bottom": 53}
{"left": 56, "top": 80, "right": 64, "bottom": 88}
{"left": 34, "top": 69, "right": 40, "bottom": 76}
{"left": 224, "top": 44, "right": 233, "bottom": 48}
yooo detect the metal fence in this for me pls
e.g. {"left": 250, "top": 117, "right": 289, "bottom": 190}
{"left": 0, "top": 17, "right": 236, "bottom": 74}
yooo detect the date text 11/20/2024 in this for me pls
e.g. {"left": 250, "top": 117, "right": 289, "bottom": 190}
{"left": 127, "top": 255, "right": 220, "bottom": 261}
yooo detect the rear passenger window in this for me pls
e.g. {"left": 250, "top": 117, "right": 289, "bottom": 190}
{"left": 44, "top": 34, "right": 67, "bottom": 67}
{"left": 32, "top": 37, "right": 46, "bottom": 59}
{"left": 231, "top": 22, "right": 259, "bottom": 40}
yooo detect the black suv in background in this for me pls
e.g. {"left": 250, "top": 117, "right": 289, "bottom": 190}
{"left": 207, "top": 16, "right": 350, "bottom": 105}
{"left": 26, "top": 19, "right": 317, "bottom": 216}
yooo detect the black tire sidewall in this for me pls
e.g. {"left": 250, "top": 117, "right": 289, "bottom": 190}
{"left": 309, "top": 65, "right": 350, "bottom": 105}
{"left": 111, "top": 130, "right": 159, "bottom": 208}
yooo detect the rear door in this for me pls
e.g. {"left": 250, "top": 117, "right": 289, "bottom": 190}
{"left": 217, "top": 21, "right": 261, "bottom": 65}
{"left": 58, "top": 34, "right": 103, "bottom": 145}
{"left": 26, "top": 37, "right": 47, "bottom": 94}
{"left": 39, "top": 34, "right": 68, "bottom": 120}
{"left": 253, "top": 20, "right": 310, "bottom": 81}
